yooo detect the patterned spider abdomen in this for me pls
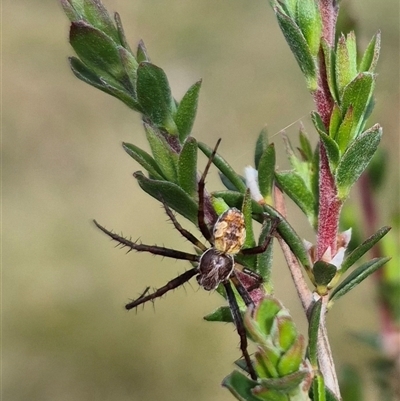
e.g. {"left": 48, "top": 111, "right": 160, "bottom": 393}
{"left": 213, "top": 208, "right": 246, "bottom": 255}
{"left": 197, "top": 248, "right": 234, "bottom": 290}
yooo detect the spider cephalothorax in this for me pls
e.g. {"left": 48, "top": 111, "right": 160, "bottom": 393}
{"left": 94, "top": 139, "right": 278, "bottom": 380}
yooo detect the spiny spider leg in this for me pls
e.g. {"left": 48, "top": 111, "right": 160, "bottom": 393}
{"left": 223, "top": 281, "right": 257, "bottom": 381}
{"left": 230, "top": 273, "right": 257, "bottom": 307}
{"left": 125, "top": 268, "right": 198, "bottom": 310}
{"left": 197, "top": 138, "right": 222, "bottom": 244}
{"left": 239, "top": 215, "right": 280, "bottom": 255}
{"left": 161, "top": 200, "right": 207, "bottom": 252}
{"left": 93, "top": 220, "right": 200, "bottom": 262}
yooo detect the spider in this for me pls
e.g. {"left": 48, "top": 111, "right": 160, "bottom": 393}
{"left": 94, "top": 139, "right": 278, "bottom": 381}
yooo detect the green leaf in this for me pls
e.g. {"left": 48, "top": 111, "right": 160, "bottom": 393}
{"left": 122, "top": 142, "right": 165, "bottom": 180}
{"left": 198, "top": 142, "right": 247, "bottom": 193}
{"left": 133, "top": 171, "right": 198, "bottom": 225}
{"left": 261, "top": 204, "right": 311, "bottom": 270}
{"left": 144, "top": 123, "right": 178, "bottom": 182}
{"left": 258, "top": 143, "right": 276, "bottom": 203}
{"left": 295, "top": 0, "right": 322, "bottom": 56}
{"left": 359, "top": 31, "right": 381, "bottom": 73}
{"left": 340, "top": 73, "right": 375, "bottom": 138}
{"left": 335, "top": 33, "right": 358, "bottom": 95}
{"left": 274, "top": 316, "right": 297, "bottom": 352}
{"left": 255, "top": 127, "right": 269, "bottom": 169}
{"left": 242, "top": 190, "right": 257, "bottom": 249}
{"left": 334, "top": 106, "right": 354, "bottom": 153}
{"left": 136, "top": 40, "right": 150, "bottom": 63}
{"left": 257, "top": 219, "right": 275, "bottom": 284}
{"left": 312, "top": 374, "right": 327, "bottom": 401}
{"left": 308, "top": 298, "right": 322, "bottom": 368}
{"left": 69, "top": 57, "right": 141, "bottom": 110}
{"left": 328, "top": 104, "right": 342, "bottom": 139}
{"left": 276, "top": 335, "right": 305, "bottom": 375}
{"left": 318, "top": 131, "right": 340, "bottom": 171}
{"left": 60, "top": 0, "right": 82, "bottom": 21}
{"left": 175, "top": 80, "right": 202, "bottom": 142}
{"left": 81, "top": 0, "right": 120, "bottom": 44}
{"left": 114, "top": 12, "right": 132, "bottom": 52}
{"left": 275, "top": 171, "right": 316, "bottom": 225}
{"left": 222, "top": 370, "right": 263, "bottom": 401}
{"left": 274, "top": 6, "right": 317, "bottom": 90}
{"left": 336, "top": 124, "right": 382, "bottom": 200}
{"left": 212, "top": 191, "right": 264, "bottom": 214}
{"left": 313, "top": 261, "right": 337, "bottom": 291}
{"left": 322, "top": 39, "right": 338, "bottom": 103}
{"left": 178, "top": 137, "right": 198, "bottom": 197}
{"left": 299, "top": 128, "right": 313, "bottom": 162}
{"left": 204, "top": 306, "right": 233, "bottom": 323}
{"left": 118, "top": 46, "right": 138, "bottom": 92}
{"left": 256, "top": 370, "right": 307, "bottom": 393}
{"left": 339, "top": 226, "right": 391, "bottom": 274}
{"left": 219, "top": 172, "right": 243, "bottom": 192}
{"left": 70, "top": 21, "right": 128, "bottom": 87}
{"left": 136, "top": 62, "right": 178, "bottom": 134}
{"left": 329, "top": 257, "right": 391, "bottom": 304}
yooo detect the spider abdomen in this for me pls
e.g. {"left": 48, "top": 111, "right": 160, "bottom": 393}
{"left": 213, "top": 208, "right": 246, "bottom": 255}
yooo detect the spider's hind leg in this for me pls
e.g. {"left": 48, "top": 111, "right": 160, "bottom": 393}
{"left": 125, "top": 268, "right": 198, "bottom": 310}
{"left": 223, "top": 281, "right": 257, "bottom": 381}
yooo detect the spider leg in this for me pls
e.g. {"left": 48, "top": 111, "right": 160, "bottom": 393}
{"left": 223, "top": 281, "right": 257, "bottom": 381}
{"left": 233, "top": 267, "right": 264, "bottom": 293}
{"left": 239, "top": 215, "right": 280, "bottom": 255}
{"left": 197, "top": 138, "right": 222, "bottom": 244}
{"left": 161, "top": 200, "right": 207, "bottom": 252}
{"left": 125, "top": 268, "right": 198, "bottom": 310}
{"left": 93, "top": 220, "right": 200, "bottom": 262}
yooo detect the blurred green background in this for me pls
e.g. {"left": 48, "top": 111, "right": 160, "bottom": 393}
{"left": 3, "top": 0, "right": 399, "bottom": 400}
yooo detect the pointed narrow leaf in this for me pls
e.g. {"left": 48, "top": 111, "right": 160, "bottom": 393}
{"left": 275, "top": 171, "right": 316, "bottom": 224}
{"left": 255, "top": 127, "right": 269, "bottom": 168}
{"left": 114, "top": 12, "right": 132, "bottom": 52}
{"left": 340, "top": 73, "right": 375, "bottom": 138}
{"left": 242, "top": 190, "right": 256, "bottom": 249}
{"left": 359, "top": 31, "right": 381, "bottom": 73}
{"left": 295, "top": 0, "right": 322, "bottom": 56}
{"left": 178, "top": 137, "right": 198, "bottom": 197}
{"left": 334, "top": 106, "right": 354, "bottom": 153}
{"left": 145, "top": 123, "right": 178, "bottom": 182}
{"left": 277, "top": 335, "right": 305, "bottom": 375}
{"left": 318, "top": 131, "right": 340, "bottom": 170}
{"left": 175, "top": 80, "right": 202, "bottom": 142}
{"left": 299, "top": 128, "right": 313, "bottom": 162}
{"left": 133, "top": 171, "right": 198, "bottom": 224}
{"left": 308, "top": 298, "right": 322, "bottom": 368}
{"left": 256, "top": 370, "right": 308, "bottom": 392}
{"left": 136, "top": 40, "right": 150, "bottom": 63}
{"left": 339, "top": 226, "right": 391, "bottom": 274}
{"left": 122, "top": 142, "right": 165, "bottom": 180}
{"left": 328, "top": 104, "right": 342, "bottom": 139}
{"left": 336, "top": 124, "right": 382, "bottom": 199}
{"left": 60, "top": 0, "right": 81, "bottom": 21}
{"left": 222, "top": 371, "right": 262, "bottom": 401}
{"left": 118, "top": 46, "right": 138, "bottom": 92}
{"left": 204, "top": 306, "right": 233, "bottom": 322}
{"left": 258, "top": 143, "right": 276, "bottom": 203}
{"left": 313, "top": 261, "right": 337, "bottom": 293}
{"left": 330, "top": 257, "right": 391, "bottom": 303}
{"left": 198, "top": 142, "right": 247, "bottom": 193}
{"left": 274, "top": 7, "right": 317, "bottom": 90}
{"left": 69, "top": 57, "right": 140, "bottom": 110}
{"left": 322, "top": 39, "right": 338, "bottom": 103}
{"left": 136, "top": 62, "right": 177, "bottom": 133}
{"left": 80, "top": 0, "right": 120, "bottom": 44}
{"left": 335, "top": 33, "right": 358, "bottom": 94}
{"left": 219, "top": 172, "right": 241, "bottom": 191}
{"left": 257, "top": 218, "right": 275, "bottom": 284}
{"left": 312, "top": 374, "right": 327, "bottom": 401}
{"left": 212, "top": 191, "right": 264, "bottom": 214}
{"left": 70, "top": 21, "right": 127, "bottom": 85}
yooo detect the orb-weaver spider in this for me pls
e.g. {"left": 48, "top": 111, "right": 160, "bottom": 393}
{"left": 94, "top": 139, "right": 278, "bottom": 380}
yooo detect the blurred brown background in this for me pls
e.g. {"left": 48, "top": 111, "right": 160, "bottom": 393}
{"left": 3, "top": 0, "right": 399, "bottom": 400}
